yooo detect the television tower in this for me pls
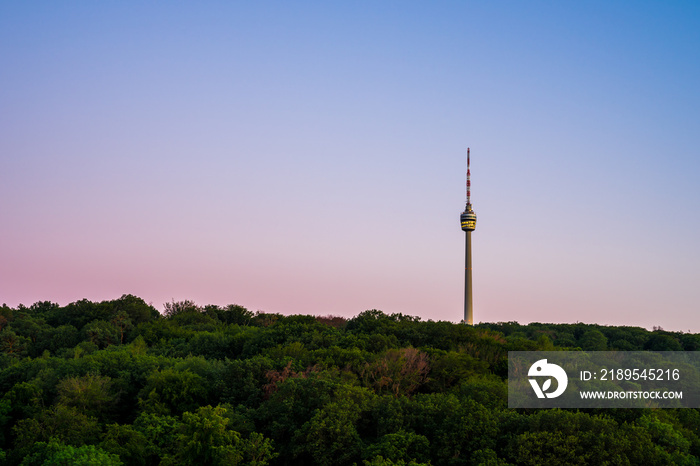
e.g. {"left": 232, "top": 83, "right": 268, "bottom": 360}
{"left": 460, "top": 148, "right": 477, "bottom": 324}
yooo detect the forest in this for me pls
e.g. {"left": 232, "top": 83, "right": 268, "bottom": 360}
{"left": 0, "top": 294, "right": 699, "bottom": 465}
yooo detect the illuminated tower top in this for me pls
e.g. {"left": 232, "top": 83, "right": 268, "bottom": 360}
{"left": 460, "top": 148, "right": 477, "bottom": 231}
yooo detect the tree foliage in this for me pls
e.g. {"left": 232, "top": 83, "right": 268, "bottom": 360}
{"left": 0, "top": 296, "right": 698, "bottom": 465}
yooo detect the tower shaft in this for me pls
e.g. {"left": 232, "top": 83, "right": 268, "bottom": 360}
{"left": 464, "top": 231, "right": 473, "bottom": 325}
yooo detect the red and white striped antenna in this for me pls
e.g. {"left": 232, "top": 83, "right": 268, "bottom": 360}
{"left": 466, "top": 148, "right": 471, "bottom": 207}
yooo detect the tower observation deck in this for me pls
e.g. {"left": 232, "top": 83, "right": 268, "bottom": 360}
{"left": 460, "top": 148, "right": 476, "bottom": 324}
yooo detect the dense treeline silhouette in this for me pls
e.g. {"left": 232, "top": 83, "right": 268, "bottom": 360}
{"left": 0, "top": 294, "right": 698, "bottom": 465}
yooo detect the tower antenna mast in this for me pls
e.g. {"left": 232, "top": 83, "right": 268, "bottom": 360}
{"left": 467, "top": 148, "right": 471, "bottom": 207}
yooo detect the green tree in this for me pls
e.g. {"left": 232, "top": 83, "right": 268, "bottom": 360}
{"left": 304, "top": 386, "right": 373, "bottom": 466}
{"left": 426, "top": 351, "right": 487, "bottom": 392}
{"left": 363, "top": 456, "right": 431, "bottom": 466}
{"left": 0, "top": 329, "right": 29, "bottom": 357}
{"left": 409, "top": 395, "right": 498, "bottom": 463}
{"left": 112, "top": 294, "right": 158, "bottom": 325}
{"left": 83, "top": 320, "right": 119, "bottom": 348}
{"left": 513, "top": 431, "right": 584, "bottom": 466}
{"left": 459, "top": 375, "right": 507, "bottom": 409}
{"left": 20, "top": 438, "right": 123, "bottom": 466}
{"left": 364, "top": 430, "right": 431, "bottom": 464}
{"left": 170, "top": 405, "right": 275, "bottom": 466}
{"left": 139, "top": 368, "right": 207, "bottom": 415}
{"left": 508, "top": 409, "right": 674, "bottom": 465}
{"left": 12, "top": 405, "right": 101, "bottom": 460}
{"left": 56, "top": 373, "right": 116, "bottom": 420}
{"left": 163, "top": 300, "right": 200, "bottom": 318}
{"left": 205, "top": 304, "right": 255, "bottom": 326}
{"left": 99, "top": 424, "right": 150, "bottom": 466}
{"left": 645, "top": 334, "right": 683, "bottom": 351}
{"left": 243, "top": 432, "right": 277, "bottom": 466}
{"left": 54, "top": 299, "right": 112, "bottom": 329}
{"left": 2, "top": 379, "right": 44, "bottom": 423}
{"left": 638, "top": 414, "right": 693, "bottom": 458}
{"left": 579, "top": 330, "right": 608, "bottom": 351}
{"left": 132, "top": 411, "right": 182, "bottom": 461}
{"left": 11, "top": 315, "right": 45, "bottom": 348}
{"left": 42, "top": 324, "right": 80, "bottom": 354}
{"left": 111, "top": 311, "right": 134, "bottom": 344}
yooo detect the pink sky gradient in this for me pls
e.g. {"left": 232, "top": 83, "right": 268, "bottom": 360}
{"left": 2, "top": 2, "right": 699, "bottom": 331}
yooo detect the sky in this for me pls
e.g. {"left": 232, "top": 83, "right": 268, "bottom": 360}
{"left": 1, "top": 1, "right": 699, "bottom": 331}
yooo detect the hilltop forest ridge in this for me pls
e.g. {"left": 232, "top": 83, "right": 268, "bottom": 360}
{"left": 0, "top": 294, "right": 699, "bottom": 465}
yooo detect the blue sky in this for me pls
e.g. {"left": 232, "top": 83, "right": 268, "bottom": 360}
{"left": 2, "top": 1, "right": 699, "bottom": 331}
